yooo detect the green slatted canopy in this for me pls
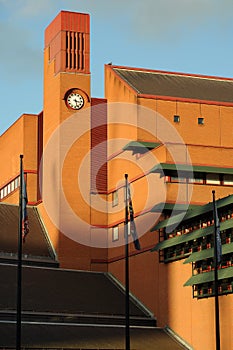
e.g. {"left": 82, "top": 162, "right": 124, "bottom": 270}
{"left": 152, "top": 195, "right": 233, "bottom": 231}
{"left": 184, "top": 242, "right": 233, "bottom": 264}
{"left": 151, "top": 218, "right": 233, "bottom": 252}
{"left": 123, "top": 141, "right": 161, "bottom": 154}
{"left": 184, "top": 266, "right": 233, "bottom": 286}
{"left": 150, "top": 163, "right": 233, "bottom": 176}
{"left": 151, "top": 226, "right": 213, "bottom": 252}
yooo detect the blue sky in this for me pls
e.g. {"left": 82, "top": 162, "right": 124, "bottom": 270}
{"left": 1, "top": 0, "right": 233, "bottom": 135}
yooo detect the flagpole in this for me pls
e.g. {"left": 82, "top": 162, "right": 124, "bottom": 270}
{"left": 212, "top": 190, "right": 220, "bottom": 350}
{"left": 16, "top": 154, "right": 23, "bottom": 350}
{"left": 124, "top": 174, "right": 130, "bottom": 350}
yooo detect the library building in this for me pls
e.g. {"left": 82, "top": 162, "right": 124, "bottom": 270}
{"left": 0, "top": 10, "right": 233, "bottom": 350}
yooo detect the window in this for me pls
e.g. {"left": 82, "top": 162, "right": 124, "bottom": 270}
{"left": 0, "top": 176, "right": 21, "bottom": 200}
{"left": 112, "top": 226, "right": 119, "bottom": 241}
{"left": 188, "top": 177, "right": 204, "bottom": 184}
{"left": 174, "top": 115, "right": 180, "bottom": 123}
{"left": 124, "top": 185, "right": 131, "bottom": 202}
{"left": 223, "top": 174, "right": 233, "bottom": 186}
{"left": 198, "top": 117, "right": 204, "bottom": 125}
{"left": 170, "top": 176, "right": 186, "bottom": 183}
{"left": 11, "top": 181, "right": 15, "bottom": 192}
{"left": 127, "top": 221, "right": 131, "bottom": 236}
{"left": 112, "top": 190, "right": 118, "bottom": 207}
{"left": 3, "top": 187, "right": 7, "bottom": 197}
{"left": 206, "top": 174, "right": 220, "bottom": 185}
{"left": 14, "top": 177, "right": 20, "bottom": 189}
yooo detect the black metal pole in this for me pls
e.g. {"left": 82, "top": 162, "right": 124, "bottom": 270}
{"left": 124, "top": 174, "right": 130, "bottom": 350}
{"left": 16, "top": 155, "right": 23, "bottom": 350}
{"left": 212, "top": 190, "right": 220, "bottom": 350}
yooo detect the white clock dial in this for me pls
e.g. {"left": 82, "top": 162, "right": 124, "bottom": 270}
{"left": 66, "top": 93, "right": 84, "bottom": 110}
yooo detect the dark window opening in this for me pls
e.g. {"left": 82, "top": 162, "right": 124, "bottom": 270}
{"left": 198, "top": 117, "right": 204, "bottom": 125}
{"left": 174, "top": 115, "right": 180, "bottom": 123}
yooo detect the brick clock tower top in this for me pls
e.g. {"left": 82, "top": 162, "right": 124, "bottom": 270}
{"left": 44, "top": 11, "right": 90, "bottom": 74}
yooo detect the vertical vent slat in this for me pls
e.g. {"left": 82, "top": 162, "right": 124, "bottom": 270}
{"left": 65, "top": 31, "right": 69, "bottom": 68}
{"left": 81, "top": 33, "right": 85, "bottom": 71}
{"left": 65, "top": 30, "right": 86, "bottom": 72}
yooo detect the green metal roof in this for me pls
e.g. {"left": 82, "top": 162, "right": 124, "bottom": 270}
{"left": 113, "top": 67, "right": 233, "bottom": 104}
{"left": 123, "top": 141, "right": 161, "bottom": 154}
{"left": 151, "top": 218, "right": 233, "bottom": 252}
{"left": 184, "top": 242, "right": 233, "bottom": 264}
{"left": 151, "top": 202, "right": 198, "bottom": 213}
{"left": 152, "top": 195, "right": 233, "bottom": 230}
{"left": 184, "top": 266, "right": 233, "bottom": 286}
{"left": 150, "top": 163, "right": 233, "bottom": 176}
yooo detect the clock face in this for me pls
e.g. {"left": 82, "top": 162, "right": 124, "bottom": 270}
{"left": 66, "top": 92, "right": 84, "bottom": 110}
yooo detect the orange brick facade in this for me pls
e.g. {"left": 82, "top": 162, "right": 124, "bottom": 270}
{"left": 0, "top": 10, "right": 233, "bottom": 350}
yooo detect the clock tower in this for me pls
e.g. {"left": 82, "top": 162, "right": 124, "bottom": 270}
{"left": 43, "top": 10, "right": 90, "bottom": 138}
{"left": 42, "top": 11, "right": 92, "bottom": 269}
